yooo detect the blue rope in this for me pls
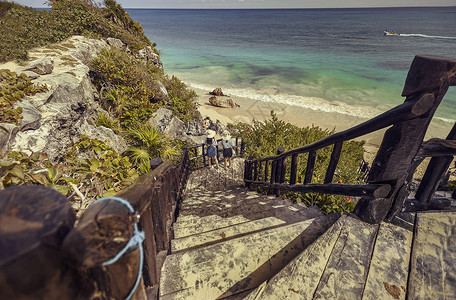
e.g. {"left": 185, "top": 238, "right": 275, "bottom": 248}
{"left": 92, "top": 196, "right": 145, "bottom": 300}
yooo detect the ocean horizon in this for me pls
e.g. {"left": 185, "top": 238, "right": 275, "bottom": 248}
{"left": 127, "top": 7, "right": 456, "bottom": 122}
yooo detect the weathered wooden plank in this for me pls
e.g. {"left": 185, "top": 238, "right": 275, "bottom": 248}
{"left": 62, "top": 162, "right": 178, "bottom": 269}
{"left": 324, "top": 141, "right": 343, "bottom": 184}
{"left": 304, "top": 150, "right": 316, "bottom": 184}
{"left": 264, "top": 160, "right": 269, "bottom": 183}
{"left": 289, "top": 154, "right": 299, "bottom": 185}
{"left": 362, "top": 221, "right": 414, "bottom": 300}
{"left": 91, "top": 246, "right": 143, "bottom": 300}
{"left": 408, "top": 212, "right": 456, "bottom": 299}
{"left": 139, "top": 206, "right": 158, "bottom": 286}
{"left": 242, "top": 215, "right": 348, "bottom": 300}
{"left": 244, "top": 181, "right": 391, "bottom": 199}
{"left": 313, "top": 216, "right": 379, "bottom": 299}
{"left": 415, "top": 123, "right": 456, "bottom": 203}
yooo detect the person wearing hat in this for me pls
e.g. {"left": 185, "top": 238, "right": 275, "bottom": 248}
{"left": 206, "top": 129, "right": 219, "bottom": 168}
{"left": 221, "top": 130, "right": 235, "bottom": 168}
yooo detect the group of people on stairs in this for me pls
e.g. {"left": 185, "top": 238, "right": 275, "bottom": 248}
{"left": 205, "top": 129, "right": 235, "bottom": 169}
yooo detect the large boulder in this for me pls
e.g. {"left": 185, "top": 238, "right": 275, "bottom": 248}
{"left": 148, "top": 107, "right": 173, "bottom": 132}
{"left": 163, "top": 117, "right": 186, "bottom": 140}
{"left": 106, "top": 37, "right": 125, "bottom": 50}
{"left": 209, "top": 96, "right": 239, "bottom": 108}
{"left": 209, "top": 88, "right": 225, "bottom": 96}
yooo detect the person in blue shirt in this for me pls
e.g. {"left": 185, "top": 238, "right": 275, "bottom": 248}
{"left": 206, "top": 129, "right": 219, "bottom": 168}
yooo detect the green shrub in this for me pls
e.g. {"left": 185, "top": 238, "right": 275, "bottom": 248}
{"left": 0, "top": 69, "right": 47, "bottom": 124}
{"left": 230, "top": 111, "right": 363, "bottom": 214}
{"left": 95, "top": 112, "right": 121, "bottom": 133}
{"left": 0, "top": 0, "right": 155, "bottom": 62}
{"left": 126, "top": 124, "right": 178, "bottom": 174}
{"left": 164, "top": 76, "right": 199, "bottom": 123}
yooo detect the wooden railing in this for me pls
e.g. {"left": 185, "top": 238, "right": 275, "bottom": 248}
{"left": 0, "top": 149, "right": 193, "bottom": 299}
{"left": 186, "top": 137, "right": 246, "bottom": 169}
{"left": 244, "top": 55, "right": 456, "bottom": 224}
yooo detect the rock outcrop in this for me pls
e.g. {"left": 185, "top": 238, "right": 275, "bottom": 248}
{"left": 148, "top": 107, "right": 207, "bottom": 145}
{"left": 0, "top": 36, "right": 129, "bottom": 160}
{"left": 209, "top": 87, "right": 226, "bottom": 96}
{"left": 209, "top": 96, "right": 239, "bottom": 108}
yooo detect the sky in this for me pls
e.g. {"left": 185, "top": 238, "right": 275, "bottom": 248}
{"left": 12, "top": 0, "right": 456, "bottom": 9}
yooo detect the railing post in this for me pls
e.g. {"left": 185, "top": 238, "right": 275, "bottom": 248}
{"left": 354, "top": 55, "right": 456, "bottom": 224}
{"left": 304, "top": 150, "right": 316, "bottom": 184}
{"left": 244, "top": 159, "right": 253, "bottom": 188}
{"left": 324, "top": 141, "right": 343, "bottom": 184}
{"left": 415, "top": 123, "right": 456, "bottom": 203}
{"left": 240, "top": 141, "right": 246, "bottom": 157}
{"left": 274, "top": 147, "right": 285, "bottom": 197}
{"left": 289, "top": 154, "right": 299, "bottom": 185}
{"left": 202, "top": 145, "right": 206, "bottom": 167}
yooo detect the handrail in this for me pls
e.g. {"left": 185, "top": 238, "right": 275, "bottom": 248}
{"left": 244, "top": 55, "right": 456, "bottom": 224}
{"left": 254, "top": 94, "right": 435, "bottom": 163}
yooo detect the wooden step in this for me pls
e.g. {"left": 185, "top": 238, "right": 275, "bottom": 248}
{"left": 174, "top": 204, "right": 322, "bottom": 239}
{"left": 171, "top": 216, "right": 287, "bottom": 252}
{"left": 363, "top": 220, "right": 414, "bottom": 300}
{"left": 160, "top": 215, "right": 337, "bottom": 300}
{"left": 408, "top": 211, "right": 456, "bottom": 299}
{"left": 243, "top": 214, "right": 379, "bottom": 299}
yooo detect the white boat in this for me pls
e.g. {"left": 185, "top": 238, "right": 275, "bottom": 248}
{"left": 384, "top": 30, "right": 400, "bottom": 36}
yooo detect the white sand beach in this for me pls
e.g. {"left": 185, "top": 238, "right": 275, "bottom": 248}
{"left": 195, "top": 87, "right": 455, "bottom": 163}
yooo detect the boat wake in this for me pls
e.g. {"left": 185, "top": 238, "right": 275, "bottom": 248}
{"left": 398, "top": 33, "right": 456, "bottom": 39}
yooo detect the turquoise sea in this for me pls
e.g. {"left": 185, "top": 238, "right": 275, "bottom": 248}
{"left": 128, "top": 7, "right": 456, "bottom": 121}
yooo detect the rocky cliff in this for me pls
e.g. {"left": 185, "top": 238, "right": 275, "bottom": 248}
{"left": 0, "top": 36, "right": 164, "bottom": 161}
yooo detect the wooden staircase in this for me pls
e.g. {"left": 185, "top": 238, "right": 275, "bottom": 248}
{"left": 159, "top": 165, "right": 339, "bottom": 299}
{"left": 159, "top": 163, "right": 456, "bottom": 299}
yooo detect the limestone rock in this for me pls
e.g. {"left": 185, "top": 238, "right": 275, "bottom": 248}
{"left": 164, "top": 117, "right": 186, "bottom": 140}
{"left": 24, "top": 57, "right": 54, "bottom": 75}
{"left": 15, "top": 101, "right": 41, "bottom": 131}
{"left": 209, "top": 96, "right": 239, "bottom": 108}
{"left": 185, "top": 118, "right": 205, "bottom": 136}
{"left": 154, "top": 79, "right": 169, "bottom": 101}
{"left": 182, "top": 134, "right": 206, "bottom": 146}
{"left": 209, "top": 88, "right": 225, "bottom": 96}
{"left": 77, "top": 119, "right": 128, "bottom": 155}
{"left": 106, "top": 37, "right": 125, "bottom": 50}
{"left": 150, "top": 158, "right": 164, "bottom": 170}
{"left": 148, "top": 107, "right": 173, "bottom": 132}
{"left": 66, "top": 36, "right": 108, "bottom": 65}
{"left": 5, "top": 36, "right": 129, "bottom": 161}
{"left": 137, "top": 46, "right": 163, "bottom": 69}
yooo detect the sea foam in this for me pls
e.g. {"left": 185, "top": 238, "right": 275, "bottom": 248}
{"left": 188, "top": 81, "right": 383, "bottom": 120}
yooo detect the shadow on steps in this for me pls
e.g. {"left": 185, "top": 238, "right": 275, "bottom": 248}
{"left": 217, "top": 213, "right": 340, "bottom": 299}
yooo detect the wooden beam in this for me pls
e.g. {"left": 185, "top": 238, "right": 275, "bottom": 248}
{"left": 304, "top": 151, "right": 316, "bottom": 184}
{"left": 244, "top": 181, "right": 391, "bottom": 199}
{"left": 289, "top": 154, "right": 299, "bottom": 185}
{"left": 324, "top": 142, "right": 343, "bottom": 184}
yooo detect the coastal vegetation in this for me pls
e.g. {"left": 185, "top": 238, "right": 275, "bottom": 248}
{"left": 0, "top": 0, "right": 153, "bottom": 62}
{"left": 0, "top": 69, "right": 48, "bottom": 124}
{"left": 230, "top": 111, "right": 364, "bottom": 213}
{"left": 0, "top": 0, "right": 198, "bottom": 200}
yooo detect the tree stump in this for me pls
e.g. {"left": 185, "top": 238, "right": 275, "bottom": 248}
{"left": 0, "top": 186, "right": 82, "bottom": 299}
